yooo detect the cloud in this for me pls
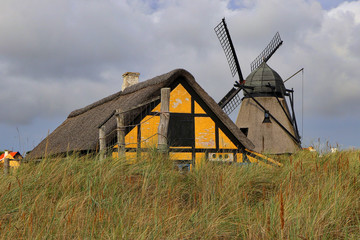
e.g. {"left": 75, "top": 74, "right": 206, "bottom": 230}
{"left": 328, "top": 1, "right": 360, "bottom": 23}
{"left": 1, "top": 0, "right": 360, "bottom": 150}
{"left": 298, "top": 1, "right": 360, "bottom": 116}
{"left": 0, "top": 0, "right": 229, "bottom": 124}
{"left": 0, "top": 74, "right": 119, "bottom": 124}
{"left": 0, "top": 0, "right": 159, "bottom": 79}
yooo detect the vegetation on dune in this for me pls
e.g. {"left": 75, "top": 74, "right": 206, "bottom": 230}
{"left": 0, "top": 150, "right": 359, "bottom": 239}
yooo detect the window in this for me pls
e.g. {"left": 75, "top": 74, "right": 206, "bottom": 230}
{"left": 168, "top": 114, "right": 194, "bottom": 147}
{"left": 240, "top": 128, "right": 248, "bottom": 137}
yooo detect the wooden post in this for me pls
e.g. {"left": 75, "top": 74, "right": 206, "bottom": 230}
{"left": 158, "top": 88, "right": 170, "bottom": 156}
{"left": 99, "top": 125, "right": 106, "bottom": 160}
{"left": 4, "top": 158, "right": 9, "bottom": 175}
{"left": 116, "top": 109, "right": 126, "bottom": 158}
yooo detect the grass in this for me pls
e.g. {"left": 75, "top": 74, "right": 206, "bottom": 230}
{"left": 0, "top": 149, "right": 359, "bottom": 239}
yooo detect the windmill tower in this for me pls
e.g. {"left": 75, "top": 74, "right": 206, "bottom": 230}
{"left": 214, "top": 18, "right": 301, "bottom": 154}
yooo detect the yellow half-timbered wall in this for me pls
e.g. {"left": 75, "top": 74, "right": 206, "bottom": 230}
{"left": 113, "top": 83, "right": 241, "bottom": 167}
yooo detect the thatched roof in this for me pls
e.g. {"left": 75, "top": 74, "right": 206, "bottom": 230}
{"left": 28, "top": 69, "right": 254, "bottom": 159}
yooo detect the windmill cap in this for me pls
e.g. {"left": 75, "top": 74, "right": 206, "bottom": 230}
{"left": 243, "top": 62, "right": 286, "bottom": 97}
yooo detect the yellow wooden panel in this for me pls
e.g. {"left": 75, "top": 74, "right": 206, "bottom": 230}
{"left": 10, "top": 161, "right": 20, "bottom": 167}
{"left": 169, "top": 84, "right": 191, "bottom": 113}
{"left": 170, "top": 152, "right": 192, "bottom": 161}
{"left": 195, "top": 153, "right": 206, "bottom": 168}
{"left": 218, "top": 129, "right": 237, "bottom": 149}
{"left": 125, "top": 126, "right": 138, "bottom": 148}
{"left": 141, "top": 115, "right": 160, "bottom": 148}
{"left": 247, "top": 155, "right": 259, "bottom": 164}
{"left": 152, "top": 103, "right": 160, "bottom": 112}
{"left": 236, "top": 153, "right": 243, "bottom": 163}
{"left": 152, "top": 84, "right": 192, "bottom": 113}
{"left": 112, "top": 152, "right": 137, "bottom": 164}
{"left": 194, "top": 101, "right": 206, "bottom": 114}
{"left": 171, "top": 147, "right": 192, "bottom": 149}
{"left": 195, "top": 117, "right": 215, "bottom": 148}
{"left": 113, "top": 126, "right": 138, "bottom": 149}
{"left": 0, "top": 160, "right": 21, "bottom": 168}
{"left": 125, "top": 152, "right": 137, "bottom": 164}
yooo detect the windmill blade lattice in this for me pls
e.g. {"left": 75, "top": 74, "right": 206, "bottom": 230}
{"left": 218, "top": 87, "right": 242, "bottom": 115}
{"left": 250, "top": 32, "right": 283, "bottom": 71}
{"left": 214, "top": 19, "right": 244, "bottom": 82}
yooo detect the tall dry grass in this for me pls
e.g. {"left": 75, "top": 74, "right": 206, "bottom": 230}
{"left": 0, "top": 149, "right": 359, "bottom": 239}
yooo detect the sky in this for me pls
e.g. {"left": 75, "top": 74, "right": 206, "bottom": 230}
{"left": 1, "top": 0, "right": 360, "bottom": 154}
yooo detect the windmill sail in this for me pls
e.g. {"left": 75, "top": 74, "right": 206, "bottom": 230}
{"left": 215, "top": 18, "right": 245, "bottom": 114}
{"left": 218, "top": 87, "right": 242, "bottom": 115}
{"left": 214, "top": 18, "right": 244, "bottom": 83}
{"left": 215, "top": 20, "right": 284, "bottom": 117}
{"left": 214, "top": 18, "right": 301, "bottom": 153}
{"left": 250, "top": 32, "right": 283, "bottom": 71}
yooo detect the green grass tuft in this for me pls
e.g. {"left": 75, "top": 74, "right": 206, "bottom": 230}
{"left": 0, "top": 150, "right": 359, "bottom": 239}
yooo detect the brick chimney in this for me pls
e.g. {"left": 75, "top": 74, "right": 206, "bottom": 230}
{"left": 122, "top": 72, "right": 140, "bottom": 90}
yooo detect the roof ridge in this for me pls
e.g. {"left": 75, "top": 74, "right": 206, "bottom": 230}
{"left": 68, "top": 69, "right": 187, "bottom": 118}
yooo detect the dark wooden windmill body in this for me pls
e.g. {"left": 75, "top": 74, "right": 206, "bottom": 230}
{"left": 215, "top": 18, "right": 301, "bottom": 154}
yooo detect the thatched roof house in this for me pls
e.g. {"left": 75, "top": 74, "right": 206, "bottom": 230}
{"left": 28, "top": 69, "right": 254, "bottom": 161}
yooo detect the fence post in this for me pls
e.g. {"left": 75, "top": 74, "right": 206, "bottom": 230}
{"left": 158, "top": 88, "right": 170, "bottom": 157}
{"left": 99, "top": 125, "right": 106, "bottom": 160}
{"left": 116, "top": 109, "right": 126, "bottom": 159}
{"left": 4, "top": 158, "right": 9, "bottom": 175}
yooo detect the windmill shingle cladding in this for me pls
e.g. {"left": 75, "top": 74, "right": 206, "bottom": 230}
{"left": 244, "top": 62, "right": 286, "bottom": 97}
{"left": 28, "top": 69, "right": 255, "bottom": 159}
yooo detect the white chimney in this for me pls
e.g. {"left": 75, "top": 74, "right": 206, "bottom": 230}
{"left": 4, "top": 150, "right": 9, "bottom": 158}
{"left": 122, "top": 72, "right": 140, "bottom": 90}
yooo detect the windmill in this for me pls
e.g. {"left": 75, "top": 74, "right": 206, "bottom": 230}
{"left": 214, "top": 18, "right": 301, "bottom": 154}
